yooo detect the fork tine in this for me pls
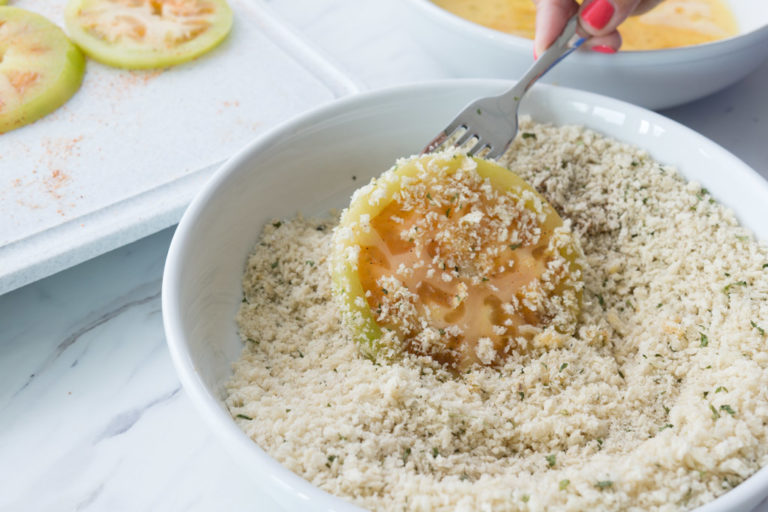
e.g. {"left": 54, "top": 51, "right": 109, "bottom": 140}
{"left": 422, "top": 122, "right": 470, "bottom": 154}
{"left": 467, "top": 140, "right": 490, "bottom": 157}
{"left": 444, "top": 119, "right": 466, "bottom": 135}
{"left": 454, "top": 130, "right": 476, "bottom": 147}
{"left": 484, "top": 144, "right": 507, "bottom": 160}
{"left": 421, "top": 132, "right": 448, "bottom": 155}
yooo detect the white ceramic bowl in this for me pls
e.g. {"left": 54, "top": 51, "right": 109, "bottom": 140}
{"left": 162, "top": 80, "right": 768, "bottom": 511}
{"left": 401, "top": 0, "right": 768, "bottom": 110}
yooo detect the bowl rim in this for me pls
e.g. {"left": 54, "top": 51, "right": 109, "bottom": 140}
{"left": 162, "top": 78, "right": 768, "bottom": 512}
{"left": 405, "top": 0, "right": 768, "bottom": 59}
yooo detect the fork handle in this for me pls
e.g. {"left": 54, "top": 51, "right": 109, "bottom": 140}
{"left": 500, "top": 15, "right": 587, "bottom": 109}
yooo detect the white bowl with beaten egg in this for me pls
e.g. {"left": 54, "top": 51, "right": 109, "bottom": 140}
{"left": 162, "top": 79, "right": 768, "bottom": 511}
{"left": 401, "top": 0, "right": 768, "bottom": 109}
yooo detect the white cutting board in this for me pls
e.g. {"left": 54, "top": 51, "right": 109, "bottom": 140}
{"left": 0, "top": 0, "right": 359, "bottom": 294}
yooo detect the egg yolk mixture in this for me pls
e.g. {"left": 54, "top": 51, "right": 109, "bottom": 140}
{"left": 431, "top": 0, "right": 738, "bottom": 50}
{"left": 332, "top": 152, "right": 583, "bottom": 371}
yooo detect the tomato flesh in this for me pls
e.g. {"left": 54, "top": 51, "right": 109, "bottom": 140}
{"left": 0, "top": 7, "right": 85, "bottom": 133}
{"left": 65, "top": 0, "right": 233, "bottom": 69}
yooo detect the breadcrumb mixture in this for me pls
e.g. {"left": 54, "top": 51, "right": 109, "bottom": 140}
{"left": 226, "top": 119, "right": 768, "bottom": 511}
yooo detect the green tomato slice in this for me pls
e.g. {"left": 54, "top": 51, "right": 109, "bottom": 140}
{"left": 332, "top": 151, "right": 583, "bottom": 370}
{"left": 0, "top": 7, "right": 85, "bottom": 133}
{"left": 64, "top": 0, "right": 233, "bottom": 69}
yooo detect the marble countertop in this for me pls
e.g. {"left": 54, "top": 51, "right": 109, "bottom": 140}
{"left": 1, "top": 0, "right": 768, "bottom": 510}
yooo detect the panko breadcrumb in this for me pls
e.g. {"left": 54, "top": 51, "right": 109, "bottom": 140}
{"left": 226, "top": 118, "right": 768, "bottom": 512}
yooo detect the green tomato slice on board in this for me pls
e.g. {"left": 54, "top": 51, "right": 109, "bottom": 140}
{"left": 0, "top": 7, "right": 85, "bottom": 134}
{"left": 64, "top": 0, "right": 233, "bottom": 69}
{"left": 331, "top": 151, "right": 583, "bottom": 371}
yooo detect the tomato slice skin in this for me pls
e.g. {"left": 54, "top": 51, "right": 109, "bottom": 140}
{"left": 64, "top": 0, "right": 233, "bottom": 69}
{"left": 0, "top": 7, "right": 85, "bottom": 134}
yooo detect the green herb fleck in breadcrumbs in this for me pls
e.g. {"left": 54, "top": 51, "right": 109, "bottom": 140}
{"left": 724, "top": 281, "right": 747, "bottom": 293}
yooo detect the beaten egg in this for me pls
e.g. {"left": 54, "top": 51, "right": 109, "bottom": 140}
{"left": 431, "top": 0, "right": 739, "bottom": 50}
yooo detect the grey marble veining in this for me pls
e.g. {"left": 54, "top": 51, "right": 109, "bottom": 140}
{"left": 0, "top": 229, "right": 278, "bottom": 511}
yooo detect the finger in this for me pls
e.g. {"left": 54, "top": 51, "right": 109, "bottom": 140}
{"left": 533, "top": 0, "right": 579, "bottom": 59}
{"left": 582, "top": 31, "right": 622, "bottom": 53}
{"left": 578, "top": 0, "right": 642, "bottom": 37}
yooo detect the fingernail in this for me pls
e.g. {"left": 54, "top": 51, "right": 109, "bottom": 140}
{"left": 591, "top": 45, "right": 616, "bottom": 53}
{"left": 533, "top": 47, "right": 538, "bottom": 60}
{"left": 580, "top": 0, "right": 615, "bottom": 30}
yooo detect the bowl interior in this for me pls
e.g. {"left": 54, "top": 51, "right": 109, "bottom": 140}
{"left": 163, "top": 80, "right": 768, "bottom": 511}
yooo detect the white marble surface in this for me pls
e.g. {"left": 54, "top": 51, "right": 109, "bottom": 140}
{"left": 0, "top": 228, "right": 281, "bottom": 511}
{"left": 1, "top": 0, "right": 768, "bottom": 510}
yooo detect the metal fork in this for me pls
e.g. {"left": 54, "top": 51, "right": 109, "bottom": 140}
{"left": 423, "top": 15, "right": 588, "bottom": 159}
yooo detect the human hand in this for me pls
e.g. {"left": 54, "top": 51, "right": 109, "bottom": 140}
{"left": 533, "top": 0, "right": 665, "bottom": 57}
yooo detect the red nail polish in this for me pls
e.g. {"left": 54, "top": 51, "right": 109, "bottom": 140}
{"left": 591, "top": 45, "right": 616, "bottom": 54}
{"left": 533, "top": 48, "right": 538, "bottom": 60}
{"left": 581, "top": 0, "right": 615, "bottom": 30}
